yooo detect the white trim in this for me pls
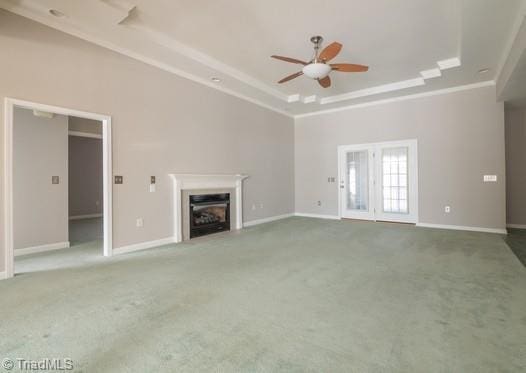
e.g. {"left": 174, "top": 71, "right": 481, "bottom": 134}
{"left": 337, "top": 139, "right": 419, "bottom": 224}
{"left": 294, "top": 81, "right": 496, "bottom": 119}
{"left": 294, "top": 213, "right": 341, "bottom": 220}
{"left": 113, "top": 237, "right": 175, "bottom": 255}
{"left": 14, "top": 241, "right": 70, "bottom": 257}
{"left": 416, "top": 223, "right": 507, "bottom": 235}
{"left": 496, "top": 6, "right": 526, "bottom": 95}
{"left": 420, "top": 68, "right": 442, "bottom": 80}
{"left": 0, "top": 2, "right": 292, "bottom": 118}
{"left": 320, "top": 78, "right": 425, "bottom": 105}
{"left": 437, "top": 58, "right": 461, "bottom": 70}
{"left": 3, "top": 98, "right": 113, "bottom": 279}
{"left": 69, "top": 214, "right": 103, "bottom": 220}
{"left": 68, "top": 130, "right": 102, "bottom": 139}
{"left": 507, "top": 224, "right": 526, "bottom": 229}
{"left": 0, "top": 2, "right": 491, "bottom": 116}
{"left": 127, "top": 23, "right": 290, "bottom": 103}
{"left": 243, "top": 213, "right": 294, "bottom": 227}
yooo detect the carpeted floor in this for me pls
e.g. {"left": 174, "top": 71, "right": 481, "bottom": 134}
{"left": 69, "top": 217, "right": 103, "bottom": 246}
{"left": 505, "top": 228, "right": 526, "bottom": 267}
{"left": 15, "top": 218, "right": 104, "bottom": 274}
{"left": 1, "top": 217, "right": 525, "bottom": 372}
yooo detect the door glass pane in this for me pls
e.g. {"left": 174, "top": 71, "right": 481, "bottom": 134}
{"left": 346, "top": 150, "right": 368, "bottom": 211}
{"left": 382, "top": 147, "right": 409, "bottom": 213}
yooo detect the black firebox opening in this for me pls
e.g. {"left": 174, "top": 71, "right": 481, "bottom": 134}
{"left": 189, "top": 193, "right": 230, "bottom": 238}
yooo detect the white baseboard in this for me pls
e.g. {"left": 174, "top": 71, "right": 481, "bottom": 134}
{"left": 507, "top": 224, "right": 526, "bottom": 229}
{"left": 0, "top": 271, "right": 7, "bottom": 280}
{"left": 243, "top": 213, "right": 294, "bottom": 227}
{"left": 15, "top": 241, "right": 71, "bottom": 256}
{"left": 416, "top": 223, "right": 507, "bottom": 234}
{"left": 294, "top": 212, "right": 341, "bottom": 220}
{"left": 69, "top": 214, "right": 103, "bottom": 220}
{"left": 113, "top": 237, "right": 175, "bottom": 255}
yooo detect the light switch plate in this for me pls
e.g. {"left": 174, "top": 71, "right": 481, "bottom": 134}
{"left": 483, "top": 175, "right": 497, "bottom": 182}
{"left": 149, "top": 184, "right": 156, "bottom": 193}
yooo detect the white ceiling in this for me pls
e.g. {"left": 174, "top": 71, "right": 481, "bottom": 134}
{"left": 1, "top": 0, "right": 525, "bottom": 116}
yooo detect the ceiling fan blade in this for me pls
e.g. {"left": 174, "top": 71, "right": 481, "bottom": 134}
{"left": 331, "top": 63, "right": 369, "bottom": 72}
{"left": 278, "top": 71, "right": 303, "bottom": 84}
{"left": 271, "top": 55, "right": 308, "bottom": 65}
{"left": 319, "top": 42, "right": 342, "bottom": 62}
{"left": 318, "top": 75, "right": 331, "bottom": 88}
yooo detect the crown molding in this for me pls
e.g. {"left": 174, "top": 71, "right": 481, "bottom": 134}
{"left": 0, "top": 1, "right": 294, "bottom": 117}
{"left": 124, "top": 23, "right": 291, "bottom": 103}
{"left": 294, "top": 81, "right": 496, "bottom": 119}
{"left": 318, "top": 57, "right": 461, "bottom": 105}
{"left": 0, "top": 2, "right": 502, "bottom": 118}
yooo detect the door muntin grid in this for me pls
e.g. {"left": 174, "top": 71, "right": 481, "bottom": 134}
{"left": 382, "top": 147, "right": 409, "bottom": 214}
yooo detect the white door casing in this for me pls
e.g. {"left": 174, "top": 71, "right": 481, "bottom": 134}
{"left": 338, "top": 139, "right": 418, "bottom": 224}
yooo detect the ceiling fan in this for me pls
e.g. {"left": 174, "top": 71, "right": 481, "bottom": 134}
{"left": 271, "top": 36, "right": 368, "bottom": 88}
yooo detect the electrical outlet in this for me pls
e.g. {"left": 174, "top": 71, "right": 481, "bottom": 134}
{"left": 51, "top": 176, "right": 59, "bottom": 184}
{"left": 317, "top": 200, "right": 322, "bottom": 206}
{"left": 136, "top": 218, "right": 143, "bottom": 227}
{"left": 445, "top": 206, "right": 451, "bottom": 213}
{"left": 150, "top": 176, "right": 156, "bottom": 184}
{"left": 149, "top": 184, "right": 156, "bottom": 193}
{"left": 114, "top": 175, "right": 123, "bottom": 184}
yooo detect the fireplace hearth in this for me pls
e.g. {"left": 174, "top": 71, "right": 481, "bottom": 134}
{"left": 189, "top": 193, "right": 230, "bottom": 238}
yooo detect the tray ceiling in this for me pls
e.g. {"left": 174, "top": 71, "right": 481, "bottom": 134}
{"left": 0, "top": 0, "right": 524, "bottom": 116}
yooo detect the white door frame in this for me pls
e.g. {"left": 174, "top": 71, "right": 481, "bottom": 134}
{"left": 337, "top": 139, "right": 419, "bottom": 224}
{"left": 3, "top": 98, "right": 113, "bottom": 279}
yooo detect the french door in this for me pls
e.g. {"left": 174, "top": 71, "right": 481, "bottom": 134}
{"left": 338, "top": 140, "right": 418, "bottom": 224}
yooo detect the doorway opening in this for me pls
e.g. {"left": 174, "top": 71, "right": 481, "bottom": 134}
{"left": 338, "top": 139, "right": 418, "bottom": 224}
{"left": 3, "top": 98, "right": 112, "bottom": 278}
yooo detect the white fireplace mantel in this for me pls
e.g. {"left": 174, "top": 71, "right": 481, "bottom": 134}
{"left": 169, "top": 174, "right": 248, "bottom": 242}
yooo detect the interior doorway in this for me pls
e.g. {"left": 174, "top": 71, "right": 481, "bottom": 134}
{"left": 3, "top": 98, "right": 112, "bottom": 278}
{"left": 338, "top": 139, "right": 418, "bottom": 224}
{"left": 68, "top": 119, "right": 104, "bottom": 247}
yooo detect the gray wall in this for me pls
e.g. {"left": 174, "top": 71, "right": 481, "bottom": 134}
{"left": 0, "top": 10, "right": 295, "bottom": 271}
{"left": 68, "top": 136, "right": 103, "bottom": 217}
{"left": 505, "top": 108, "right": 526, "bottom": 226}
{"left": 13, "top": 107, "right": 69, "bottom": 250}
{"left": 295, "top": 86, "right": 506, "bottom": 230}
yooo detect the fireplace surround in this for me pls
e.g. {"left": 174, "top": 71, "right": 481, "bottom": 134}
{"left": 169, "top": 174, "right": 248, "bottom": 242}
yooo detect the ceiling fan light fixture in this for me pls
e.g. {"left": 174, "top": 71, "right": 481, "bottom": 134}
{"left": 302, "top": 63, "right": 332, "bottom": 79}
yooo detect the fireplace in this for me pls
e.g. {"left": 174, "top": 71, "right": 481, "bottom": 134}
{"left": 189, "top": 193, "right": 230, "bottom": 238}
